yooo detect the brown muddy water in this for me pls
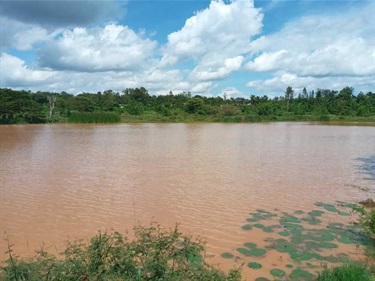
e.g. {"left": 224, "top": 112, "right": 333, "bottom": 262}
{"left": 0, "top": 122, "right": 374, "bottom": 280}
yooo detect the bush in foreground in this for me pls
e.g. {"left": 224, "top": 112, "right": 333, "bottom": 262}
{"left": 1, "top": 224, "right": 241, "bottom": 281}
{"left": 317, "top": 262, "right": 373, "bottom": 281}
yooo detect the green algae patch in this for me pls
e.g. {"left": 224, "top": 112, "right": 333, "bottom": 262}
{"left": 244, "top": 242, "right": 257, "bottom": 249}
{"left": 255, "top": 278, "right": 270, "bottom": 281}
{"left": 270, "top": 268, "right": 286, "bottom": 278}
{"left": 248, "top": 248, "right": 267, "bottom": 256}
{"left": 241, "top": 224, "right": 252, "bottom": 230}
{"left": 289, "top": 268, "right": 315, "bottom": 280}
{"left": 220, "top": 252, "right": 234, "bottom": 259}
{"left": 286, "top": 264, "right": 294, "bottom": 268}
{"left": 247, "top": 262, "right": 262, "bottom": 269}
{"left": 308, "top": 210, "right": 325, "bottom": 217}
{"left": 338, "top": 211, "right": 351, "bottom": 216}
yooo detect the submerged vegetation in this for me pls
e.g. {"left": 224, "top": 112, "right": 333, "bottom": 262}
{"left": 0, "top": 86, "right": 374, "bottom": 124}
{"left": 1, "top": 224, "right": 241, "bottom": 281}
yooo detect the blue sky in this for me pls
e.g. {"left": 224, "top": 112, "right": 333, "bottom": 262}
{"left": 0, "top": 0, "right": 374, "bottom": 98}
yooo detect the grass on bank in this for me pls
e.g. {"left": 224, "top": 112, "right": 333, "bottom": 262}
{"left": 68, "top": 112, "right": 121, "bottom": 123}
{"left": 120, "top": 113, "right": 375, "bottom": 124}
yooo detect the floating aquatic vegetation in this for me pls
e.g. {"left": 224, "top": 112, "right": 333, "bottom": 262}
{"left": 248, "top": 248, "right": 267, "bottom": 256}
{"left": 301, "top": 216, "right": 322, "bottom": 225}
{"left": 320, "top": 242, "right": 338, "bottom": 249}
{"left": 263, "top": 225, "right": 281, "bottom": 233}
{"left": 278, "top": 230, "right": 290, "bottom": 237}
{"left": 247, "top": 210, "right": 278, "bottom": 222}
{"left": 247, "top": 262, "right": 262, "bottom": 269}
{"left": 289, "top": 268, "right": 315, "bottom": 280}
{"left": 322, "top": 204, "right": 339, "bottom": 212}
{"left": 220, "top": 252, "right": 234, "bottom": 259}
{"left": 280, "top": 215, "right": 301, "bottom": 224}
{"left": 242, "top": 224, "right": 252, "bottom": 230}
{"left": 255, "top": 278, "right": 270, "bottom": 281}
{"left": 270, "top": 268, "right": 286, "bottom": 278}
{"left": 233, "top": 201, "right": 368, "bottom": 279}
{"left": 244, "top": 242, "right": 257, "bottom": 249}
{"left": 236, "top": 248, "right": 251, "bottom": 256}
{"left": 253, "top": 223, "right": 265, "bottom": 229}
{"left": 308, "top": 210, "right": 325, "bottom": 217}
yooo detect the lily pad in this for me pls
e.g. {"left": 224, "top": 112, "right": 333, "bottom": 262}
{"left": 308, "top": 210, "right": 325, "bottom": 217}
{"left": 254, "top": 223, "right": 265, "bottom": 229}
{"left": 248, "top": 262, "right": 262, "bottom": 269}
{"left": 263, "top": 225, "right": 281, "bottom": 233}
{"left": 248, "top": 248, "right": 267, "bottom": 256}
{"left": 236, "top": 248, "right": 251, "bottom": 256}
{"left": 285, "top": 264, "right": 294, "bottom": 268}
{"left": 270, "top": 269, "right": 286, "bottom": 278}
{"left": 242, "top": 224, "right": 252, "bottom": 230}
{"left": 289, "top": 268, "right": 315, "bottom": 280}
{"left": 301, "top": 217, "right": 322, "bottom": 225}
{"left": 320, "top": 242, "right": 338, "bottom": 249}
{"left": 280, "top": 215, "right": 301, "bottom": 224}
{"left": 322, "top": 204, "right": 338, "bottom": 212}
{"left": 244, "top": 242, "right": 257, "bottom": 249}
{"left": 220, "top": 252, "right": 234, "bottom": 259}
{"left": 314, "top": 202, "right": 325, "bottom": 207}
{"left": 278, "top": 230, "right": 290, "bottom": 237}
{"left": 338, "top": 211, "right": 350, "bottom": 216}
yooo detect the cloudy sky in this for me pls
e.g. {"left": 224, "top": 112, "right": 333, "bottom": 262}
{"left": 0, "top": 0, "right": 374, "bottom": 97}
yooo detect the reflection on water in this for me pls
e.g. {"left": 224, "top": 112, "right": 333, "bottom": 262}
{"left": 356, "top": 155, "right": 375, "bottom": 182}
{"left": 0, "top": 122, "right": 374, "bottom": 278}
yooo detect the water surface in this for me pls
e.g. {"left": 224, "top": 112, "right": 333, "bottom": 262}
{"left": 0, "top": 123, "right": 374, "bottom": 279}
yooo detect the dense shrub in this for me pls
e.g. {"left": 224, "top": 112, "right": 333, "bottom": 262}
{"left": 1, "top": 224, "right": 241, "bottom": 281}
{"left": 317, "top": 263, "right": 372, "bottom": 281}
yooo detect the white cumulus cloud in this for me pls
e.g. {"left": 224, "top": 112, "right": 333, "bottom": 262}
{"left": 0, "top": 53, "right": 55, "bottom": 86}
{"left": 245, "top": 3, "right": 375, "bottom": 93}
{"left": 38, "top": 23, "right": 158, "bottom": 72}
{"left": 161, "top": 0, "right": 262, "bottom": 83}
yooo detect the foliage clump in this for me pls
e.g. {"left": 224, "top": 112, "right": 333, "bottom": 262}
{"left": 317, "top": 262, "right": 372, "bottom": 281}
{"left": 1, "top": 224, "right": 241, "bottom": 281}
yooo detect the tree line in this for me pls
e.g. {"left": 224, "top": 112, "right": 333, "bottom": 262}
{"left": 0, "top": 86, "right": 374, "bottom": 124}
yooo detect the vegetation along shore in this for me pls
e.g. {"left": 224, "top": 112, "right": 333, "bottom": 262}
{"left": 1, "top": 86, "right": 374, "bottom": 124}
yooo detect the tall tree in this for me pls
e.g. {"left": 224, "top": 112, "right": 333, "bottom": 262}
{"left": 284, "top": 86, "right": 294, "bottom": 110}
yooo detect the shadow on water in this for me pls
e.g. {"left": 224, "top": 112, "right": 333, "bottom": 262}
{"left": 355, "top": 155, "right": 375, "bottom": 182}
